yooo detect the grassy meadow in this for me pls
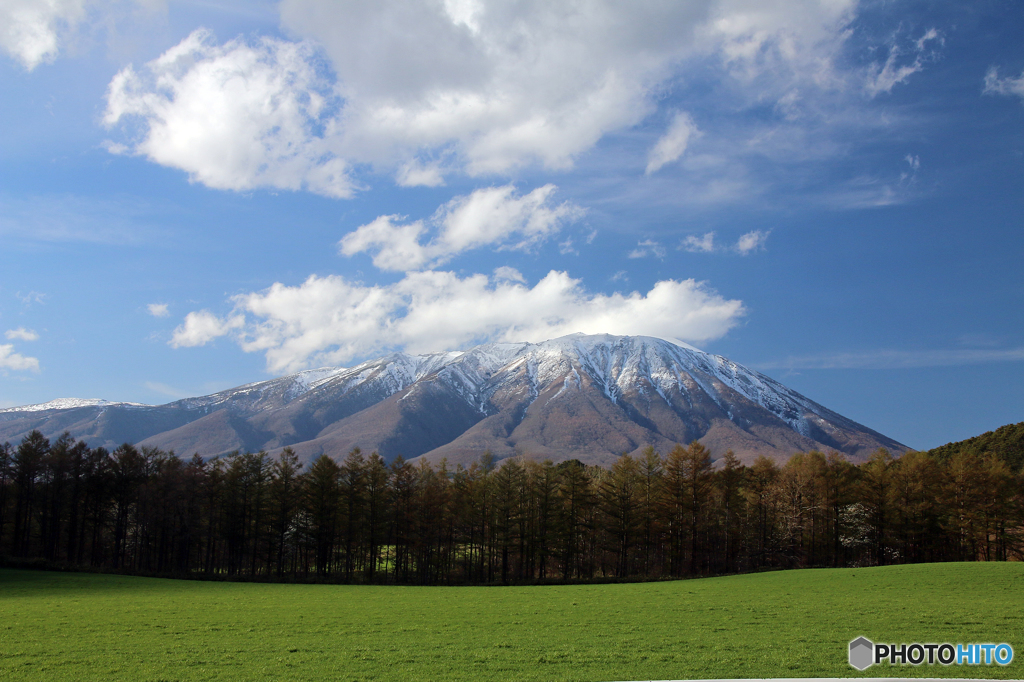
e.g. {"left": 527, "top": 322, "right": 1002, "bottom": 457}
{"left": 1, "top": 563, "right": 1022, "bottom": 681}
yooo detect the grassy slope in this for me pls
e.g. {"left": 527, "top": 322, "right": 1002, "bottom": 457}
{"left": 1, "top": 563, "right": 1022, "bottom": 681}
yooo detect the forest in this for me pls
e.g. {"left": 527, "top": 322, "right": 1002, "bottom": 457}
{"left": 0, "top": 426, "right": 1021, "bottom": 585}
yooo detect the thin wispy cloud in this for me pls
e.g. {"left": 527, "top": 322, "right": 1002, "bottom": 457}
{"left": 864, "top": 28, "right": 943, "bottom": 98}
{"left": 984, "top": 66, "right": 1024, "bottom": 101}
{"left": 680, "top": 231, "right": 769, "bottom": 255}
{"left": 144, "top": 381, "right": 192, "bottom": 400}
{"left": 16, "top": 291, "right": 46, "bottom": 306}
{"left": 0, "top": 194, "right": 160, "bottom": 245}
{"left": 755, "top": 347, "right": 1024, "bottom": 371}
{"left": 628, "top": 239, "right": 666, "bottom": 259}
{"left": 646, "top": 112, "right": 699, "bottom": 175}
{"left": 681, "top": 232, "right": 716, "bottom": 253}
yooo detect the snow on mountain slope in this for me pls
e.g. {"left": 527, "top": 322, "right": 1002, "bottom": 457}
{"left": 0, "top": 334, "right": 906, "bottom": 464}
{"left": 0, "top": 398, "right": 151, "bottom": 413}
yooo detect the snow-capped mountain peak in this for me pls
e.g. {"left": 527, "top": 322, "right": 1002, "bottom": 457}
{"left": 0, "top": 334, "right": 905, "bottom": 465}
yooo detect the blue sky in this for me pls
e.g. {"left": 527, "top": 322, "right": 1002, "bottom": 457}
{"left": 0, "top": 0, "right": 1021, "bottom": 450}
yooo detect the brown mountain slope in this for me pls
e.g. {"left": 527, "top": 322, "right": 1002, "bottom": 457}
{"left": 0, "top": 334, "right": 908, "bottom": 465}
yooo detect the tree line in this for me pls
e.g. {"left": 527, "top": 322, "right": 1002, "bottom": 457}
{"left": 1, "top": 429, "right": 1021, "bottom": 584}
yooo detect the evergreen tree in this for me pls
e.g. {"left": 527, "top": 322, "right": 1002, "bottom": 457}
{"left": 363, "top": 451, "right": 389, "bottom": 581}
{"left": 304, "top": 455, "right": 341, "bottom": 576}
{"left": 599, "top": 453, "right": 641, "bottom": 577}
{"left": 12, "top": 430, "right": 49, "bottom": 557}
{"left": 715, "top": 450, "right": 743, "bottom": 573}
{"left": 270, "top": 448, "right": 302, "bottom": 576}
{"left": 555, "top": 459, "right": 594, "bottom": 580}
{"left": 338, "top": 448, "right": 367, "bottom": 579}
{"left": 859, "top": 448, "right": 894, "bottom": 565}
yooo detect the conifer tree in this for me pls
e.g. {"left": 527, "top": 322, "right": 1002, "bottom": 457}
{"left": 363, "top": 451, "right": 389, "bottom": 581}
{"left": 716, "top": 450, "right": 743, "bottom": 572}
{"left": 304, "top": 454, "right": 342, "bottom": 575}
{"left": 12, "top": 430, "right": 49, "bottom": 557}
{"left": 270, "top": 448, "right": 302, "bottom": 576}
{"left": 859, "top": 448, "right": 894, "bottom": 565}
{"left": 599, "top": 453, "right": 641, "bottom": 577}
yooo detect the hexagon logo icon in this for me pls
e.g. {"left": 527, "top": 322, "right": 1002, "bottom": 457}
{"left": 849, "top": 636, "right": 874, "bottom": 670}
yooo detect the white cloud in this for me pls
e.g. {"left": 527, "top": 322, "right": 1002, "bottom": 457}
{"left": 646, "top": 112, "right": 700, "bottom": 174}
{"left": 1, "top": 1, "right": 167, "bottom": 70}
{"left": 395, "top": 161, "right": 446, "bottom": 188}
{"left": 735, "top": 229, "right": 769, "bottom": 254}
{"left": 0, "top": 344, "right": 40, "bottom": 372}
{"left": 864, "top": 28, "right": 942, "bottom": 98}
{"left": 493, "top": 266, "right": 525, "bottom": 283}
{"left": 628, "top": 239, "right": 666, "bottom": 259}
{"left": 174, "top": 270, "right": 744, "bottom": 373}
{"left": 682, "top": 232, "right": 716, "bottom": 253}
{"left": 679, "top": 230, "right": 768, "bottom": 254}
{"left": 104, "top": 29, "right": 355, "bottom": 198}
{"left": 984, "top": 67, "right": 1024, "bottom": 101}
{"left": 147, "top": 303, "right": 169, "bottom": 318}
{"left": 338, "top": 184, "right": 584, "bottom": 271}
{"left": 170, "top": 310, "right": 245, "bottom": 348}
{"left": 0, "top": 0, "right": 86, "bottom": 70}
{"left": 102, "top": 0, "right": 863, "bottom": 192}
{"left": 5, "top": 327, "right": 39, "bottom": 341}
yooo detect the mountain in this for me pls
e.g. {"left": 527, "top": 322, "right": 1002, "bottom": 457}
{"left": 0, "top": 334, "right": 907, "bottom": 466}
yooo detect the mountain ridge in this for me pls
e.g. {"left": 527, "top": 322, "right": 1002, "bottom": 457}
{"left": 0, "top": 334, "right": 908, "bottom": 465}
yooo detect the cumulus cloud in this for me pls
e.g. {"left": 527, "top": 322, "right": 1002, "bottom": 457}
{"left": 147, "top": 303, "right": 169, "bottom": 317}
{"left": 646, "top": 112, "right": 700, "bottom": 174}
{"left": 101, "top": 0, "right": 864, "bottom": 192}
{"left": 170, "top": 310, "right": 244, "bottom": 348}
{"left": 173, "top": 270, "right": 744, "bottom": 373}
{"left": 0, "top": 344, "right": 39, "bottom": 372}
{"left": 338, "top": 184, "right": 584, "bottom": 271}
{"left": 493, "top": 266, "right": 525, "bottom": 283}
{"left": 984, "top": 67, "right": 1024, "bottom": 101}
{"left": 5, "top": 327, "right": 39, "bottom": 341}
{"left": 0, "top": 0, "right": 86, "bottom": 70}
{"left": 735, "top": 229, "right": 769, "bottom": 254}
{"left": 104, "top": 29, "right": 354, "bottom": 198}
{"left": 682, "top": 232, "right": 716, "bottom": 253}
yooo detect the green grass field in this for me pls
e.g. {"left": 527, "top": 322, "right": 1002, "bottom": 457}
{"left": 1, "top": 563, "right": 1022, "bottom": 681}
